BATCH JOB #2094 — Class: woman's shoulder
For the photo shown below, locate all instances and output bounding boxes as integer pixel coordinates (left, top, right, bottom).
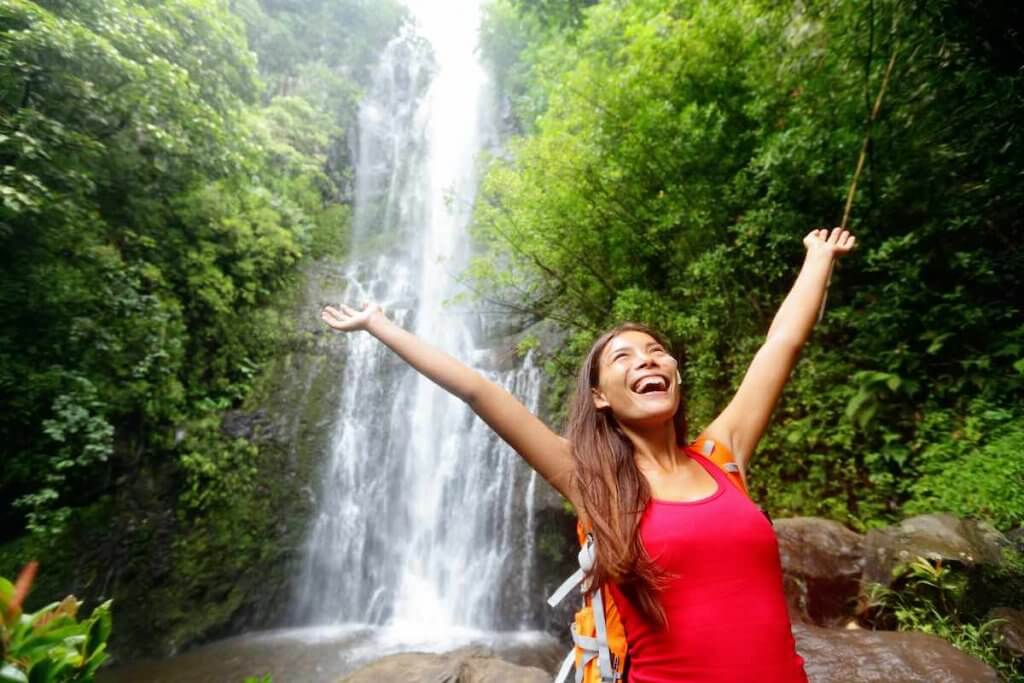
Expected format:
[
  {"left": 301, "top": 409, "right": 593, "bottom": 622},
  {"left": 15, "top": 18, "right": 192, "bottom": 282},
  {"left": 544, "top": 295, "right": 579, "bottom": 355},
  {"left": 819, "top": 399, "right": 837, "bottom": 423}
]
[{"left": 686, "top": 433, "right": 748, "bottom": 494}]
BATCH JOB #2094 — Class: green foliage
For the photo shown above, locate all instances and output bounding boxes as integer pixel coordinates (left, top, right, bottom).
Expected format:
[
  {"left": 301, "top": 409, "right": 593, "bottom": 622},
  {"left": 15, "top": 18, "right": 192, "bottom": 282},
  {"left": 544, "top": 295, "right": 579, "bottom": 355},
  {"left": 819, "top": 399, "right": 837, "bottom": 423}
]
[
  {"left": 904, "top": 413, "right": 1024, "bottom": 531},
  {"left": 0, "top": 0, "right": 371, "bottom": 536},
  {"left": 865, "top": 556, "right": 1023, "bottom": 682},
  {"left": 237, "top": 0, "right": 405, "bottom": 95},
  {"left": 479, "top": 0, "right": 578, "bottom": 130},
  {"left": 15, "top": 377, "right": 113, "bottom": 538},
  {"left": 0, "top": 0, "right": 266, "bottom": 532},
  {"left": 510, "top": 0, "right": 598, "bottom": 30},
  {"left": 473, "top": 0, "right": 1024, "bottom": 532},
  {"left": 0, "top": 0, "right": 400, "bottom": 656},
  {"left": 177, "top": 416, "right": 259, "bottom": 513},
  {"left": 1, "top": 568, "right": 112, "bottom": 683}
]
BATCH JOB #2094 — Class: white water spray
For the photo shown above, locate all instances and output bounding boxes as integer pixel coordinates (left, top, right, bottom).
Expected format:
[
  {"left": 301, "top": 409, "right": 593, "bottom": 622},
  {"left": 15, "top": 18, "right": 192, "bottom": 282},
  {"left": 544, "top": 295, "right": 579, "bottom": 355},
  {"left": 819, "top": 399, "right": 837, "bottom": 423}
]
[{"left": 293, "top": 0, "right": 543, "bottom": 633}]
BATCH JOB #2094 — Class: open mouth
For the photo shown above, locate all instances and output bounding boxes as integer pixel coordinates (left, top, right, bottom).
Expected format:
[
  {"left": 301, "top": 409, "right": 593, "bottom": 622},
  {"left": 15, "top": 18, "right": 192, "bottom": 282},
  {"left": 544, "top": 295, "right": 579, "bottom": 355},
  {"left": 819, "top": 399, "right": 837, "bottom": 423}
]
[{"left": 631, "top": 374, "right": 670, "bottom": 395}]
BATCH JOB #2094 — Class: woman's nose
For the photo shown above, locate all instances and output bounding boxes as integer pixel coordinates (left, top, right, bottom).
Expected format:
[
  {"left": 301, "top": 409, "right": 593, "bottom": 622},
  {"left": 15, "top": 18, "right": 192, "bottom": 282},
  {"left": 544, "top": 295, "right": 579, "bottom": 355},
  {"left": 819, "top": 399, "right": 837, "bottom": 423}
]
[{"left": 634, "top": 352, "right": 658, "bottom": 368}]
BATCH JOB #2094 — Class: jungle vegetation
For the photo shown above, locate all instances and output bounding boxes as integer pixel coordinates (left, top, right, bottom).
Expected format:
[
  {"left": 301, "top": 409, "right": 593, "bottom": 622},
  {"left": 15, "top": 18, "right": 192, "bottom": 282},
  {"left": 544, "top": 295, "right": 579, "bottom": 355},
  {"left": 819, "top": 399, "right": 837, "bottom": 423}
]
[{"left": 0, "top": 0, "right": 404, "bottom": 657}]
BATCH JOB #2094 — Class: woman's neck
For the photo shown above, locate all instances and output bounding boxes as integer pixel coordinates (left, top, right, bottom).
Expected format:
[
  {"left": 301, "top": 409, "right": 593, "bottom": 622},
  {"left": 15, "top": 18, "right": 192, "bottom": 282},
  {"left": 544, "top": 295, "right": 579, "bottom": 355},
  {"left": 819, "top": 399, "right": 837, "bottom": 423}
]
[{"left": 620, "top": 420, "right": 686, "bottom": 473}]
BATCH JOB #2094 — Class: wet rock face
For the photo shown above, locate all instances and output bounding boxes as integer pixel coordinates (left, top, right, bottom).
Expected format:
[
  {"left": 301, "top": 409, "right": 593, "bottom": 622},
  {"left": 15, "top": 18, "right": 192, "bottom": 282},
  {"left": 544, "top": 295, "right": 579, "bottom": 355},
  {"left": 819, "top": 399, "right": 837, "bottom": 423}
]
[
  {"left": 337, "top": 647, "right": 549, "bottom": 683},
  {"left": 793, "top": 622, "right": 1002, "bottom": 683},
  {"left": 1007, "top": 527, "right": 1024, "bottom": 553},
  {"left": 532, "top": 481, "right": 580, "bottom": 633},
  {"left": 774, "top": 517, "right": 865, "bottom": 626},
  {"left": 861, "top": 513, "right": 1008, "bottom": 589}
]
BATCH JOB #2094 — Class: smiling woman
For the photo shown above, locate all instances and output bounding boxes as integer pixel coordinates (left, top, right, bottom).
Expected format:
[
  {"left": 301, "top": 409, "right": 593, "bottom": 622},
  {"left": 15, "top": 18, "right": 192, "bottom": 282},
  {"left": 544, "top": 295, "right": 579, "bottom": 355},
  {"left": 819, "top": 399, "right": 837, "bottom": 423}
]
[{"left": 320, "top": 227, "right": 856, "bottom": 682}]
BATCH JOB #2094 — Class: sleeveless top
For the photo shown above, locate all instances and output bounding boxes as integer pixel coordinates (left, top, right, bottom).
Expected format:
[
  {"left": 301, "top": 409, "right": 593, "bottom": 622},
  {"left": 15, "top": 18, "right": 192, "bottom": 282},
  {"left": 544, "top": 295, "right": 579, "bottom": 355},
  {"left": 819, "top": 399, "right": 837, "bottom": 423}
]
[{"left": 606, "top": 447, "right": 808, "bottom": 683}]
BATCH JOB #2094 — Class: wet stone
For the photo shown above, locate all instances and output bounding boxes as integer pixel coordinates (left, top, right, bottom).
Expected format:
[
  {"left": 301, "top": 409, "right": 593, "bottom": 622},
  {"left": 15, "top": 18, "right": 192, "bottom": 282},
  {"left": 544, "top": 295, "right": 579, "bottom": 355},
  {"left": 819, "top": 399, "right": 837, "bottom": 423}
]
[
  {"left": 337, "top": 646, "right": 549, "bottom": 683},
  {"left": 774, "top": 517, "right": 865, "bottom": 626},
  {"left": 861, "top": 513, "right": 1008, "bottom": 589},
  {"left": 987, "top": 606, "right": 1024, "bottom": 658},
  {"left": 794, "top": 622, "right": 1002, "bottom": 683}
]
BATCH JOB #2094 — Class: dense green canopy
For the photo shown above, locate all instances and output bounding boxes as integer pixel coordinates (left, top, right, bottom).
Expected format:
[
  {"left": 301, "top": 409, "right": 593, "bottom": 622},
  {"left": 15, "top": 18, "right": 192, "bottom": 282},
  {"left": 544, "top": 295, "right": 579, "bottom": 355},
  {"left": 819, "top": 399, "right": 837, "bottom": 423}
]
[
  {"left": 0, "top": 0, "right": 402, "bottom": 655},
  {"left": 0, "top": 0, "right": 402, "bottom": 533}
]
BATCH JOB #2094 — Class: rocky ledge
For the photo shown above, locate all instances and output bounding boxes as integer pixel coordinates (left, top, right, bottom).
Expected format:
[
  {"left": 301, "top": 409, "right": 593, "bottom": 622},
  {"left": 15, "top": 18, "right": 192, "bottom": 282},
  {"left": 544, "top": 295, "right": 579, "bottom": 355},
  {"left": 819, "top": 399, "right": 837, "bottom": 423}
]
[
  {"left": 337, "top": 646, "right": 549, "bottom": 683},
  {"left": 795, "top": 622, "right": 1001, "bottom": 682}
]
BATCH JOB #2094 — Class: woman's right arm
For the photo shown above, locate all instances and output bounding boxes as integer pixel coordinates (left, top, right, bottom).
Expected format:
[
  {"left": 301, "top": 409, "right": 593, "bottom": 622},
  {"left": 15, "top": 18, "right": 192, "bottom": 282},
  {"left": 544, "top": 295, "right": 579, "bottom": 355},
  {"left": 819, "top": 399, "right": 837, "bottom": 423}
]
[{"left": 322, "top": 303, "right": 577, "bottom": 503}]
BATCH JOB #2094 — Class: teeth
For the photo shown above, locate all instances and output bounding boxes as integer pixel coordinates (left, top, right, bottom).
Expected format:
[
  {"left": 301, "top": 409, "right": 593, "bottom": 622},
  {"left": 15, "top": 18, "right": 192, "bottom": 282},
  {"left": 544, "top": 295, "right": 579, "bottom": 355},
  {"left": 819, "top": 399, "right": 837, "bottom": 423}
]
[{"left": 634, "top": 376, "right": 667, "bottom": 393}]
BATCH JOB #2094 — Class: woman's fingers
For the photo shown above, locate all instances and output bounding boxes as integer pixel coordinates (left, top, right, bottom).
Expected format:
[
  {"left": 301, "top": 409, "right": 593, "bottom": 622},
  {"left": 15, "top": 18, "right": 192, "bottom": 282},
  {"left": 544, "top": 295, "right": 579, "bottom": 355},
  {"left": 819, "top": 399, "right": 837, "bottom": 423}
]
[
  {"left": 321, "top": 301, "right": 384, "bottom": 332},
  {"left": 321, "top": 312, "right": 340, "bottom": 329},
  {"left": 321, "top": 304, "right": 356, "bottom": 329},
  {"left": 804, "top": 226, "right": 857, "bottom": 255}
]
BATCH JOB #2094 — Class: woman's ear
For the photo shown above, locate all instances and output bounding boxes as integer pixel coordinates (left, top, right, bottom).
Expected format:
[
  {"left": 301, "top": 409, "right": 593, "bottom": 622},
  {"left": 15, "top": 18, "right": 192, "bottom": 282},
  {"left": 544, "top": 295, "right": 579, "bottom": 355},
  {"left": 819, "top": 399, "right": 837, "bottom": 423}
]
[{"left": 592, "top": 387, "right": 610, "bottom": 410}]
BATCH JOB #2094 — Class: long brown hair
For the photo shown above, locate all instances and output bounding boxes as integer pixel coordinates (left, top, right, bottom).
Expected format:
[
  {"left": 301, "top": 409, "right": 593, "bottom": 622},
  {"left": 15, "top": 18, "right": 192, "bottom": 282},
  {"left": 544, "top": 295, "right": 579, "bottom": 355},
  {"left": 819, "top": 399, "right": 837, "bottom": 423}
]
[{"left": 565, "top": 322, "right": 687, "bottom": 627}]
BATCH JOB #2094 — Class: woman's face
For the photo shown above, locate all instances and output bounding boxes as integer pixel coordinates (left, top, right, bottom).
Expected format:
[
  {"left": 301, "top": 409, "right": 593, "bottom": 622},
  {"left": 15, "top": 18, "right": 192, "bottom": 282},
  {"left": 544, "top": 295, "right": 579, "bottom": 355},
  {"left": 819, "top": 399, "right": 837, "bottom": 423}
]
[{"left": 592, "top": 330, "right": 681, "bottom": 428}]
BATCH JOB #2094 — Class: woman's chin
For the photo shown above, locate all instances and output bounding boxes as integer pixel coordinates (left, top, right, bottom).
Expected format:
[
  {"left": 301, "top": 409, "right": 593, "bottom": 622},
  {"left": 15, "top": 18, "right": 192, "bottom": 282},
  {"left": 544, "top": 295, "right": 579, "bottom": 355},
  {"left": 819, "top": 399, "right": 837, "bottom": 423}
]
[{"left": 616, "top": 399, "right": 678, "bottom": 428}]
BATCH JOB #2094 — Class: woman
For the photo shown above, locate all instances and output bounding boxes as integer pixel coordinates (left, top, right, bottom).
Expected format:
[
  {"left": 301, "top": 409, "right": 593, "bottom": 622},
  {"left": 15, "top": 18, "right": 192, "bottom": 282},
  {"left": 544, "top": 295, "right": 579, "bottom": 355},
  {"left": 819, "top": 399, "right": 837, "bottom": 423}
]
[{"left": 321, "top": 226, "right": 856, "bottom": 682}]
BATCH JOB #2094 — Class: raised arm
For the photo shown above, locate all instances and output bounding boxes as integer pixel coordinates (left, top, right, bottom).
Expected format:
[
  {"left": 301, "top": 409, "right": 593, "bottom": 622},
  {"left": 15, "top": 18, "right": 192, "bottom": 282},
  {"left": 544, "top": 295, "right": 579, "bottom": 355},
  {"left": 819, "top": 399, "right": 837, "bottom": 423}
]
[
  {"left": 700, "top": 227, "right": 856, "bottom": 475},
  {"left": 321, "top": 303, "right": 577, "bottom": 502}
]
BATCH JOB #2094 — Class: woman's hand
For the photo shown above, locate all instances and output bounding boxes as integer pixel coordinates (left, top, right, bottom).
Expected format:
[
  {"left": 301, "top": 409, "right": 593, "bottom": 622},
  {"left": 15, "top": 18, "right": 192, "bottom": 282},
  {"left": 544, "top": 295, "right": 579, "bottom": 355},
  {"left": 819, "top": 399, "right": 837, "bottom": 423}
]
[
  {"left": 320, "top": 302, "right": 383, "bottom": 332},
  {"left": 803, "top": 226, "right": 856, "bottom": 259}
]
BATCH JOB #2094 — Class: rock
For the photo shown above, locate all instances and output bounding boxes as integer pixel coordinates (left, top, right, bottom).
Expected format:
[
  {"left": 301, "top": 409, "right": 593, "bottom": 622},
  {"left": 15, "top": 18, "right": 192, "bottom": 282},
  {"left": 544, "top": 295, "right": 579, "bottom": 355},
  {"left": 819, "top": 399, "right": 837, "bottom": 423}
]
[
  {"left": 338, "top": 646, "right": 549, "bottom": 683},
  {"left": 221, "top": 408, "right": 269, "bottom": 440},
  {"left": 987, "top": 606, "right": 1024, "bottom": 658},
  {"left": 793, "top": 622, "right": 1002, "bottom": 683},
  {"left": 861, "top": 513, "right": 1007, "bottom": 589},
  {"left": 774, "top": 517, "right": 865, "bottom": 626},
  {"left": 1007, "top": 526, "right": 1024, "bottom": 553}
]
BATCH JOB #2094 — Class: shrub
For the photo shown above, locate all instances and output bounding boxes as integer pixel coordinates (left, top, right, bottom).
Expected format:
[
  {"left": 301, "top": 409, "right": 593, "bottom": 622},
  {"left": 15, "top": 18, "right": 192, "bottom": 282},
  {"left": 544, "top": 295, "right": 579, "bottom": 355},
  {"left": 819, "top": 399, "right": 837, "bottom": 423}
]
[{"left": 0, "top": 562, "right": 112, "bottom": 683}]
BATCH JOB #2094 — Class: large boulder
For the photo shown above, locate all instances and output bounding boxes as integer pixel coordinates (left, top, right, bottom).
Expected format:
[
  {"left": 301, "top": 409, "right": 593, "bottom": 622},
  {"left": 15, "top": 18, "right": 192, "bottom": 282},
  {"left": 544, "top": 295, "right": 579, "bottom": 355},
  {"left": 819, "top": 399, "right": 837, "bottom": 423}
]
[
  {"left": 337, "top": 646, "right": 550, "bottom": 683},
  {"left": 774, "top": 517, "right": 865, "bottom": 626},
  {"left": 793, "top": 622, "right": 1001, "bottom": 683},
  {"left": 861, "top": 514, "right": 1007, "bottom": 589}
]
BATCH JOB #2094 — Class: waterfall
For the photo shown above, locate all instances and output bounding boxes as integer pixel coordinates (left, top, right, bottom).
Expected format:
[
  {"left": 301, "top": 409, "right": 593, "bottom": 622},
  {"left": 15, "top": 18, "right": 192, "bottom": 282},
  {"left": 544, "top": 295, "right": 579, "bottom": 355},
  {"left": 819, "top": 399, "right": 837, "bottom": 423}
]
[{"left": 292, "top": 0, "right": 543, "bottom": 633}]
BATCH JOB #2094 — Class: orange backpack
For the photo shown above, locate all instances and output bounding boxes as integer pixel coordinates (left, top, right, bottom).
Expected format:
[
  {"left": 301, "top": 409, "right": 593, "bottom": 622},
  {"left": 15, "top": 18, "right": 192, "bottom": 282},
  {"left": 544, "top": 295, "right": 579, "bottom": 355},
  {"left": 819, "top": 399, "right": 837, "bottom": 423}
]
[{"left": 547, "top": 438, "right": 768, "bottom": 683}]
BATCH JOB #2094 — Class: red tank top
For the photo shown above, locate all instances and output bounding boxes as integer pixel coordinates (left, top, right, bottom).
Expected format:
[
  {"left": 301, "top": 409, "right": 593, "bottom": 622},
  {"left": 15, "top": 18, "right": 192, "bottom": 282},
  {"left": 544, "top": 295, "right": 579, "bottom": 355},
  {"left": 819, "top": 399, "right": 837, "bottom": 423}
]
[{"left": 607, "top": 447, "right": 808, "bottom": 683}]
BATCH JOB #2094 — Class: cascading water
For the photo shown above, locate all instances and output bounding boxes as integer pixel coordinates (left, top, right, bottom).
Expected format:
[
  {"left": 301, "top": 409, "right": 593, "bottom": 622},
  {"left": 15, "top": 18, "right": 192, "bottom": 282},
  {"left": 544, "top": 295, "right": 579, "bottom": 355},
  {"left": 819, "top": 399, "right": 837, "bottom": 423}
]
[{"left": 292, "top": 0, "right": 544, "bottom": 634}]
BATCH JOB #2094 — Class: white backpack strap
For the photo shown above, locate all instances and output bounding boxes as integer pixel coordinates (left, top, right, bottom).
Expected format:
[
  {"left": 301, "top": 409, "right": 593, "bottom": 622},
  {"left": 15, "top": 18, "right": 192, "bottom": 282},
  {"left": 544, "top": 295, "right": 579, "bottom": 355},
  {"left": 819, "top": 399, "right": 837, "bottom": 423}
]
[
  {"left": 547, "top": 568, "right": 585, "bottom": 607},
  {"left": 550, "top": 533, "right": 621, "bottom": 683},
  {"left": 591, "top": 585, "right": 616, "bottom": 681},
  {"left": 566, "top": 624, "right": 602, "bottom": 683},
  {"left": 554, "top": 647, "right": 576, "bottom": 683},
  {"left": 548, "top": 534, "right": 597, "bottom": 607}
]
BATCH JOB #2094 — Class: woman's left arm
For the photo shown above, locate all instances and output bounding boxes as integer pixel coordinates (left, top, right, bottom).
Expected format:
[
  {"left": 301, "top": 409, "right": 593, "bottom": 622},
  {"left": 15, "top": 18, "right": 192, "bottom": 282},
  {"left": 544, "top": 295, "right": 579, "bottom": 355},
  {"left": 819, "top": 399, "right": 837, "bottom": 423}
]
[{"left": 700, "top": 227, "right": 856, "bottom": 474}]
